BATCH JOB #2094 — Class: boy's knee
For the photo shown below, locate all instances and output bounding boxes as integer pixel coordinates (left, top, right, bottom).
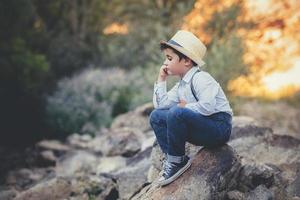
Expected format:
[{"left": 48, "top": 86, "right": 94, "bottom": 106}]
[
  {"left": 168, "top": 106, "right": 184, "bottom": 118},
  {"left": 149, "top": 109, "right": 161, "bottom": 124}
]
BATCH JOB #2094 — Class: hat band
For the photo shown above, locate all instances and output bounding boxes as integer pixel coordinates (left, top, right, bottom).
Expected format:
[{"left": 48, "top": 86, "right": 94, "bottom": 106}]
[{"left": 168, "top": 39, "right": 183, "bottom": 47}]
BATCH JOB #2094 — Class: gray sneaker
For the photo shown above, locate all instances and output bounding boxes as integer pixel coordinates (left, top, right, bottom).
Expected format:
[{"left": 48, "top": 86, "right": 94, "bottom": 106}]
[
  {"left": 157, "top": 155, "right": 191, "bottom": 186},
  {"left": 159, "top": 157, "right": 167, "bottom": 176}
]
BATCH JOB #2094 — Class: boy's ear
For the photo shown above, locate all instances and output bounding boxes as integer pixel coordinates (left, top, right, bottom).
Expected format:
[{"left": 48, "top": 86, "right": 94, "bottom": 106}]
[{"left": 184, "top": 57, "right": 193, "bottom": 66}]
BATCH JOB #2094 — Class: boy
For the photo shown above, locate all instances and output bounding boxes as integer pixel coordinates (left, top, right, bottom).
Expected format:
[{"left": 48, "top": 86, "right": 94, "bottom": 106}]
[{"left": 149, "top": 30, "right": 233, "bottom": 186}]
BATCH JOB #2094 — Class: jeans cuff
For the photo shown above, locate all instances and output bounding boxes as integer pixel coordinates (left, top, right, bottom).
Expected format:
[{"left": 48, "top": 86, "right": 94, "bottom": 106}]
[{"left": 167, "top": 154, "right": 185, "bottom": 163}]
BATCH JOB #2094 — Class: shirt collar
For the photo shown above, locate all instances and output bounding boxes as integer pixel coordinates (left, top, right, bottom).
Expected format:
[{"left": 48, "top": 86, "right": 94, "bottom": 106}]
[{"left": 181, "top": 66, "right": 199, "bottom": 83}]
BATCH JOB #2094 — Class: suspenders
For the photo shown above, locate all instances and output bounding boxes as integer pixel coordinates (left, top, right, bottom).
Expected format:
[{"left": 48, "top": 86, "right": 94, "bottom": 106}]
[{"left": 190, "top": 69, "right": 201, "bottom": 101}]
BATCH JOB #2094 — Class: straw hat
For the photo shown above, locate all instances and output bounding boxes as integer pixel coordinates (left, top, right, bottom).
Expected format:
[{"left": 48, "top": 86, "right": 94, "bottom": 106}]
[{"left": 160, "top": 30, "right": 207, "bottom": 66}]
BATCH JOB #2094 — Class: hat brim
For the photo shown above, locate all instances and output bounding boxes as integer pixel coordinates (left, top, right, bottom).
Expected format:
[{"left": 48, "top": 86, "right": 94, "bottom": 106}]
[{"left": 159, "top": 40, "right": 205, "bottom": 66}]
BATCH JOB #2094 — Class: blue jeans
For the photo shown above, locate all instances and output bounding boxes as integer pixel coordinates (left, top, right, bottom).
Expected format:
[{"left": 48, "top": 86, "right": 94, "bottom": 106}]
[{"left": 149, "top": 105, "right": 232, "bottom": 157}]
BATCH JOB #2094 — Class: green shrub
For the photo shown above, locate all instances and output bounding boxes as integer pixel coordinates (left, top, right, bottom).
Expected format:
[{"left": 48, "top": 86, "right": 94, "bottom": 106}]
[
  {"left": 46, "top": 67, "right": 134, "bottom": 135},
  {"left": 45, "top": 64, "right": 180, "bottom": 136}
]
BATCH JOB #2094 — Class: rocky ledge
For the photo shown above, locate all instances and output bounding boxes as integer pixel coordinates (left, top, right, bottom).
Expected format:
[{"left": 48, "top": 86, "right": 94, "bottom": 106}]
[
  {"left": 0, "top": 103, "right": 299, "bottom": 200},
  {"left": 132, "top": 144, "right": 242, "bottom": 200}
]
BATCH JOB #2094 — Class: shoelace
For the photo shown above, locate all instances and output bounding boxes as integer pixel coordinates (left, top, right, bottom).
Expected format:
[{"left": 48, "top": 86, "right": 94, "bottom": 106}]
[{"left": 163, "top": 161, "right": 176, "bottom": 176}]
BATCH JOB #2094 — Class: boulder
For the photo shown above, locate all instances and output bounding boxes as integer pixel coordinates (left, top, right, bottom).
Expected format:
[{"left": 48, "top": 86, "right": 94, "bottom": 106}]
[
  {"left": 5, "top": 167, "right": 55, "bottom": 191},
  {"left": 111, "top": 102, "right": 153, "bottom": 134},
  {"left": 0, "top": 188, "right": 17, "bottom": 200},
  {"left": 56, "top": 150, "right": 99, "bottom": 177},
  {"left": 88, "top": 127, "right": 143, "bottom": 157},
  {"left": 131, "top": 145, "right": 242, "bottom": 200},
  {"left": 226, "top": 190, "right": 246, "bottom": 200},
  {"left": 67, "top": 127, "right": 144, "bottom": 157},
  {"left": 4, "top": 103, "right": 299, "bottom": 200},
  {"left": 287, "top": 173, "right": 300, "bottom": 198},
  {"left": 236, "top": 163, "right": 288, "bottom": 199},
  {"left": 36, "top": 140, "right": 70, "bottom": 155},
  {"left": 230, "top": 116, "right": 271, "bottom": 140},
  {"left": 140, "top": 134, "right": 156, "bottom": 151},
  {"left": 229, "top": 116, "right": 299, "bottom": 198},
  {"left": 236, "top": 100, "right": 300, "bottom": 140},
  {"left": 229, "top": 116, "right": 300, "bottom": 183},
  {"left": 245, "top": 184, "right": 274, "bottom": 200},
  {"left": 237, "top": 164, "right": 281, "bottom": 190},
  {"left": 102, "top": 146, "right": 153, "bottom": 200},
  {"left": 96, "top": 156, "right": 127, "bottom": 174},
  {"left": 39, "top": 150, "right": 56, "bottom": 164},
  {"left": 14, "top": 175, "right": 118, "bottom": 200},
  {"left": 68, "top": 174, "right": 119, "bottom": 200},
  {"left": 14, "top": 177, "right": 73, "bottom": 200},
  {"left": 67, "top": 133, "right": 94, "bottom": 149}
]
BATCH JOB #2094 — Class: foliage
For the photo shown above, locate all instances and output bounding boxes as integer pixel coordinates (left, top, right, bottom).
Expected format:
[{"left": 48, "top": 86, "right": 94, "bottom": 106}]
[
  {"left": 99, "top": 0, "right": 195, "bottom": 69},
  {"left": 0, "top": 0, "right": 256, "bottom": 143},
  {"left": 203, "top": 1, "right": 248, "bottom": 91},
  {"left": 204, "top": 35, "right": 248, "bottom": 91},
  {"left": 46, "top": 68, "right": 133, "bottom": 135}
]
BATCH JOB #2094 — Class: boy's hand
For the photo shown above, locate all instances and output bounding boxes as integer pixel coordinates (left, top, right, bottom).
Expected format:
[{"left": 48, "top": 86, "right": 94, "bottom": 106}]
[
  {"left": 157, "top": 64, "right": 170, "bottom": 82},
  {"left": 177, "top": 99, "right": 187, "bottom": 107}
]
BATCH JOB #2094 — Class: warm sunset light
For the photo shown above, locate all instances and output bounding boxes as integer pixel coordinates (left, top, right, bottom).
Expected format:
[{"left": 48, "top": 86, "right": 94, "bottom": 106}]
[
  {"left": 2, "top": 2, "right": 300, "bottom": 199},
  {"left": 103, "top": 22, "right": 128, "bottom": 35},
  {"left": 182, "top": 0, "right": 300, "bottom": 99},
  {"left": 262, "top": 58, "right": 300, "bottom": 91}
]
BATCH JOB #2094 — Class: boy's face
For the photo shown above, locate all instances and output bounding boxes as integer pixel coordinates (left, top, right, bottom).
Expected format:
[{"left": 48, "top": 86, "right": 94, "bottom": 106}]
[{"left": 162, "top": 48, "right": 191, "bottom": 76}]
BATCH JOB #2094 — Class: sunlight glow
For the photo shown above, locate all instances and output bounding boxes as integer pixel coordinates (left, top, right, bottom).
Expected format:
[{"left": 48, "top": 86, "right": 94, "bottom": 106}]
[
  {"left": 183, "top": 0, "right": 300, "bottom": 99},
  {"left": 103, "top": 23, "right": 128, "bottom": 35},
  {"left": 262, "top": 58, "right": 300, "bottom": 92}
]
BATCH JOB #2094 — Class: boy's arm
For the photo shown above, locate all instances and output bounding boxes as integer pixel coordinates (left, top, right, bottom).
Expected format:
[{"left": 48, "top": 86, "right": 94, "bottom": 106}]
[
  {"left": 153, "top": 80, "right": 179, "bottom": 109},
  {"left": 185, "top": 74, "right": 219, "bottom": 115}
]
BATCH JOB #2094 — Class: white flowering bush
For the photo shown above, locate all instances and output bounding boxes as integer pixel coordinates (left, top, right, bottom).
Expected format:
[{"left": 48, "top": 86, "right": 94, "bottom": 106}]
[
  {"left": 46, "top": 67, "right": 129, "bottom": 135},
  {"left": 45, "top": 65, "right": 177, "bottom": 135}
]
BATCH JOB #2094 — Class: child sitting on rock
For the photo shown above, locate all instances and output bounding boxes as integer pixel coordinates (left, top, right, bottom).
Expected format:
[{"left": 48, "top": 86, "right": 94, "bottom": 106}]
[{"left": 149, "top": 30, "right": 233, "bottom": 186}]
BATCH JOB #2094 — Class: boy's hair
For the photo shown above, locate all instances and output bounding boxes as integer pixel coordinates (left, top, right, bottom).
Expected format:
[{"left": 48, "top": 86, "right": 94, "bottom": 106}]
[{"left": 160, "top": 43, "right": 197, "bottom": 66}]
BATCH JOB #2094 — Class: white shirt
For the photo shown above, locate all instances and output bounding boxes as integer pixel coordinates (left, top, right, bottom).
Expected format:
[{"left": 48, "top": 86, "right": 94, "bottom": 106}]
[{"left": 153, "top": 66, "right": 233, "bottom": 116}]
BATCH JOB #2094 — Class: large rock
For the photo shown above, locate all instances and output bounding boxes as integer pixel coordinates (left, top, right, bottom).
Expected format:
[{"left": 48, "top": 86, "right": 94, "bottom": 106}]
[
  {"left": 0, "top": 189, "right": 17, "bottom": 200},
  {"left": 14, "top": 177, "right": 73, "bottom": 200},
  {"left": 111, "top": 102, "right": 153, "bottom": 134},
  {"left": 56, "top": 150, "right": 99, "bottom": 177},
  {"left": 14, "top": 175, "right": 118, "bottom": 200},
  {"left": 230, "top": 116, "right": 271, "bottom": 140},
  {"left": 236, "top": 100, "right": 300, "bottom": 140},
  {"left": 245, "top": 184, "right": 274, "bottom": 200},
  {"left": 287, "top": 173, "right": 300, "bottom": 198},
  {"left": 69, "top": 174, "right": 119, "bottom": 200},
  {"left": 89, "top": 127, "right": 143, "bottom": 157},
  {"left": 237, "top": 163, "right": 289, "bottom": 199},
  {"left": 96, "top": 156, "right": 127, "bottom": 174},
  {"left": 5, "top": 167, "right": 55, "bottom": 191},
  {"left": 36, "top": 140, "right": 70, "bottom": 155},
  {"left": 102, "top": 146, "right": 153, "bottom": 200},
  {"left": 226, "top": 185, "right": 276, "bottom": 200},
  {"left": 132, "top": 115, "right": 293, "bottom": 200},
  {"left": 67, "top": 127, "right": 144, "bottom": 157},
  {"left": 131, "top": 145, "right": 242, "bottom": 200},
  {"left": 66, "top": 133, "right": 94, "bottom": 149},
  {"left": 229, "top": 116, "right": 300, "bottom": 184},
  {"left": 229, "top": 116, "right": 300, "bottom": 198}
]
